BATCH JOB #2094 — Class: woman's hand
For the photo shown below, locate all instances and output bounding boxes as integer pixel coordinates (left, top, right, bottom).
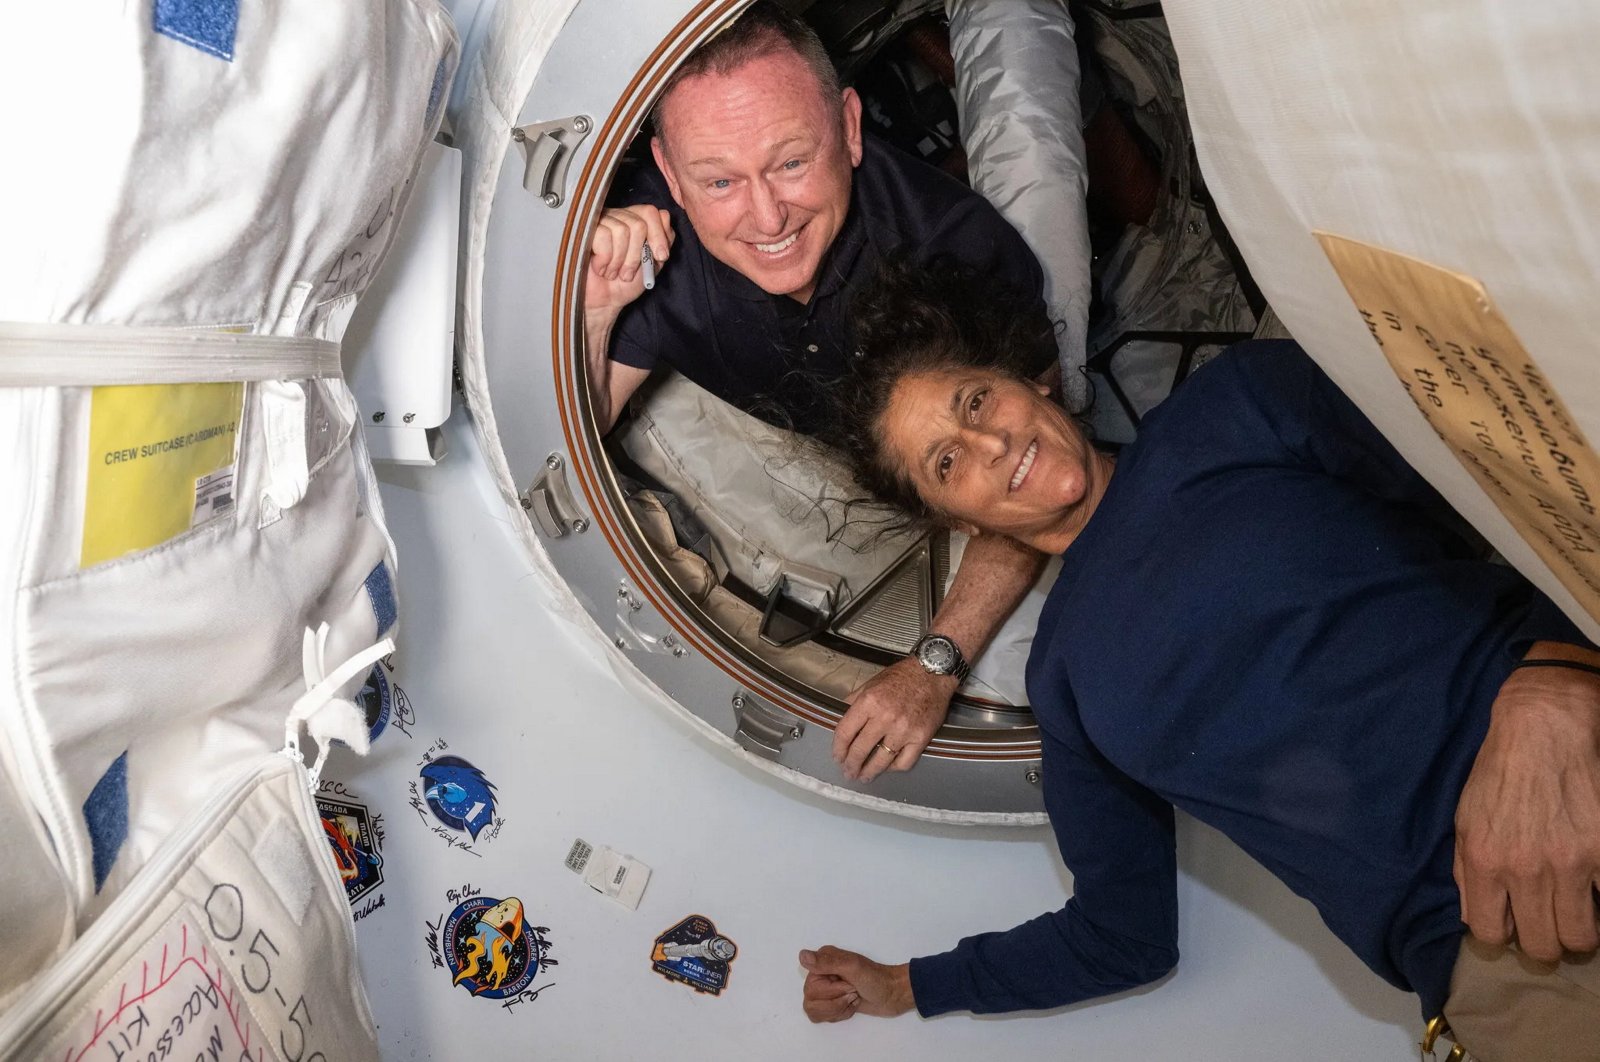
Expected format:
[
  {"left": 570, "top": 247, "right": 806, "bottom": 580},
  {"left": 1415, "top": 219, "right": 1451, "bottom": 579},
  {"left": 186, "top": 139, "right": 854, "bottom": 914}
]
[
  {"left": 1454, "top": 645, "right": 1600, "bottom": 962},
  {"left": 799, "top": 947, "right": 916, "bottom": 1022},
  {"left": 585, "top": 206, "right": 674, "bottom": 318}
]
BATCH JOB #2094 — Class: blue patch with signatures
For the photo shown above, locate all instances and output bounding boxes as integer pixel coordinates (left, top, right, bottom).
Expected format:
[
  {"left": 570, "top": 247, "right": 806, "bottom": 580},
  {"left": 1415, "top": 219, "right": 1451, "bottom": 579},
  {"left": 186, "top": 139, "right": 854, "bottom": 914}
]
[
  {"left": 365, "top": 561, "right": 397, "bottom": 637},
  {"left": 83, "top": 751, "right": 130, "bottom": 892},
  {"left": 153, "top": 0, "right": 238, "bottom": 61},
  {"left": 420, "top": 756, "right": 497, "bottom": 841}
]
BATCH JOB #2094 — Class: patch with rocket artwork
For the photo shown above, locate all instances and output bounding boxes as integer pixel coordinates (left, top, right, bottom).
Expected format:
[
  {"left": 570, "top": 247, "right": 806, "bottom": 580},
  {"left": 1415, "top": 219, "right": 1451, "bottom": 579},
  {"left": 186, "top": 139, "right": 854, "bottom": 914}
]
[
  {"left": 651, "top": 914, "right": 738, "bottom": 996},
  {"left": 317, "top": 793, "right": 384, "bottom": 907},
  {"left": 425, "top": 887, "right": 556, "bottom": 1009}
]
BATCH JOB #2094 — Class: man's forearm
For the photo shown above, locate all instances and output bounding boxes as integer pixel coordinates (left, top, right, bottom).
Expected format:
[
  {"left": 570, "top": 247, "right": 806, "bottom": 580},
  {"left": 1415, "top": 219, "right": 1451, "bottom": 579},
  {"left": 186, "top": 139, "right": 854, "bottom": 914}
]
[
  {"left": 932, "top": 533, "right": 1047, "bottom": 661},
  {"left": 583, "top": 308, "right": 619, "bottom": 431}
]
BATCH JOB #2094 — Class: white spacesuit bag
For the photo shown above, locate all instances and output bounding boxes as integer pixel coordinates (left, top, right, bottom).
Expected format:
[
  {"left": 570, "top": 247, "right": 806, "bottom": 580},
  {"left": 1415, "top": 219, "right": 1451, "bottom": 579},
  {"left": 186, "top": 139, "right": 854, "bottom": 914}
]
[
  {"left": 1161, "top": 0, "right": 1600, "bottom": 642},
  {"left": 0, "top": 754, "right": 380, "bottom": 1062},
  {"left": 0, "top": 0, "right": 457, "bottom": 1004}
]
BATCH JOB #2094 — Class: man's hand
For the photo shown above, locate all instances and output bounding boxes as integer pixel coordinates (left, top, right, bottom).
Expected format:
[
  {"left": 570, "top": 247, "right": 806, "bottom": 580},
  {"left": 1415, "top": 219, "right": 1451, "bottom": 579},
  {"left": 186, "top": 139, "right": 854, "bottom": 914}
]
[
  {"left": 1454, "top": 646, "right": 1600, "bottom": 962},
  {"left": 583, "top": 206, "right": 674, "bottom": 430},
  {"left": 585, "top": 206, "right": 674, "bottom": 317},
  {"left": 799, "top": 947, "right": 915, "bottom": 1023},
  {"left": 834, "top": 658, "right": 956, "bottom": 782}
]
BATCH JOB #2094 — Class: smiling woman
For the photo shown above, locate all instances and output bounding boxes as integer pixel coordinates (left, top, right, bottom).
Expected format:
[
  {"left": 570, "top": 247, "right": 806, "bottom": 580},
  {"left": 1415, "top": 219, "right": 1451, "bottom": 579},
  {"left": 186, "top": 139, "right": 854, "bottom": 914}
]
[
  {"left": 802, "top": 275, "right": 1600, "bottom": 1054},
  {"left": 879, "top": 369, "right": 1110, "bottom": 550},
  {"left": 817, "top": 256, "right": 1107, "bottom": 549}
]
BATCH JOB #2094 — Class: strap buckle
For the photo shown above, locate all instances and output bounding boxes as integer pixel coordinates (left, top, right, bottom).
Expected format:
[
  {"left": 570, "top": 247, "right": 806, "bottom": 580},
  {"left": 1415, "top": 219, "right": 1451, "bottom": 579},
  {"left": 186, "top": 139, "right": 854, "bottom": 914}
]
[{"left": 1420, "top": 1016, "right": 1468, "bottom": 1061}]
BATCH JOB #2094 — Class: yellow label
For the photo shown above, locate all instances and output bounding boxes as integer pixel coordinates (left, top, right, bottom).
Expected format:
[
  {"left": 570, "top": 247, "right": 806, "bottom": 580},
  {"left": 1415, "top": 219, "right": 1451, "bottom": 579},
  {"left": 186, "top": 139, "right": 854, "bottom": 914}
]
[
  {"left": 1316, "top": 232, "right": 1600, "bottom": 623},
  {"left": 81, "top": 382, "right": 244, "bottom": 568}
]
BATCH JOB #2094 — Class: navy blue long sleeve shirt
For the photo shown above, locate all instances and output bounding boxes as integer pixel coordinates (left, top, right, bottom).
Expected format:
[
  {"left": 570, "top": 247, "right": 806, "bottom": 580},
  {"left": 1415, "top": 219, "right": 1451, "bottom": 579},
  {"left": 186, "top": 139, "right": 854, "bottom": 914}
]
[{"left": 909, "top": 341, "right": 1590, "bottom": 1020}]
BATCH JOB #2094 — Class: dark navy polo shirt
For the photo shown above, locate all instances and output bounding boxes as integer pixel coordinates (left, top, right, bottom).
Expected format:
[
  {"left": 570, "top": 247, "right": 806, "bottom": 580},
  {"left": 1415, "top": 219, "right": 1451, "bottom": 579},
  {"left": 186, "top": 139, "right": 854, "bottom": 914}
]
[{"left": 607, "top": 135, "right": 1054, "bottom": 436}]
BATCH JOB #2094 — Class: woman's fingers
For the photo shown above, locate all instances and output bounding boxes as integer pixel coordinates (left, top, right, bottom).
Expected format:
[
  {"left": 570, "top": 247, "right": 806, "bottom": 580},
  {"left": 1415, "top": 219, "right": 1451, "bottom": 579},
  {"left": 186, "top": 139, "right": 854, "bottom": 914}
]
[
  {"left": 1552, "top": 876, "right": 1600, "bottom": 956},
  {"left": 802, "top": 972, "right": 861, "bottom": 1023}
]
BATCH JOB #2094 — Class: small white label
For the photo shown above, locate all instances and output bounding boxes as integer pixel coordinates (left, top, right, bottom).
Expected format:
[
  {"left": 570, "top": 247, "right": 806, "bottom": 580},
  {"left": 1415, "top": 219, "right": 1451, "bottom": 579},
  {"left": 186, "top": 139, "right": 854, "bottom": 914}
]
[
  {"left": 582, "top": 847, "right": 651, "bottom": 911},
  {"left": 191, "top": 466, "right": 236, "bottom": 527}
]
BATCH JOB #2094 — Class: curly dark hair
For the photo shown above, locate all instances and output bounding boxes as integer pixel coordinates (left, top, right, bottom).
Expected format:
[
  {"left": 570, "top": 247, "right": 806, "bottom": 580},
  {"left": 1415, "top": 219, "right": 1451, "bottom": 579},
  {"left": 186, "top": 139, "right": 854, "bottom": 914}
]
[{"left": 815, "top": 254, "right": 1055, "bottom": 530}]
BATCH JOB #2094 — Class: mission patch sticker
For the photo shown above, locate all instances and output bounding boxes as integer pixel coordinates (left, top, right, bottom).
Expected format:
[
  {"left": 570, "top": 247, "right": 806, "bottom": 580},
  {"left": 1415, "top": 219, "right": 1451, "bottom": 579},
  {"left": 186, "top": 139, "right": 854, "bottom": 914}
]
[
  {"left": 316, "top": 790, "right": 384, "bottom": 911},
  {"left": 425, "top": 886, "right": 556, "bottom": 1010},
  {"left": 651, "top": 914, "right": 738, "bottom": 996}
]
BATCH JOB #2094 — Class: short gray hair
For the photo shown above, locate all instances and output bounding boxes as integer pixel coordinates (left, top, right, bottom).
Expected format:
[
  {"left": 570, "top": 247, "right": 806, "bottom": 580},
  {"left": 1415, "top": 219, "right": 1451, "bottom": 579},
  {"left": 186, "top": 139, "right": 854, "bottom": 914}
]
[{"left": 652, "top": 2, "right": 843, "bottom": 149}]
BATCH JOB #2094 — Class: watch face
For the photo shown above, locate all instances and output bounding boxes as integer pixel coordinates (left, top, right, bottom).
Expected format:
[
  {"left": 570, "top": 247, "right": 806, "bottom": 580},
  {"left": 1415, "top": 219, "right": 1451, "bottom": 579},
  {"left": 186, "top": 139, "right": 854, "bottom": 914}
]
[{"left": 919, "top": 637, "right": 957, "bottom": 672}]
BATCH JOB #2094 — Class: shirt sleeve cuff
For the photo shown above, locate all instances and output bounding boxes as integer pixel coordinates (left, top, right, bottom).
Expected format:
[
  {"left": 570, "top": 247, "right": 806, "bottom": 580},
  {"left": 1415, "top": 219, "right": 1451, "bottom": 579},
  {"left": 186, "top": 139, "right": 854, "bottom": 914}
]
[
  {"left": 1508, "top": 590, "right": 1595, "bottom": 658},
  {"left": 907, "top": 951, "right": 971, "bottom": 1018},
  {"left": 609, "top": 332, "right": 658, "bottom": 371}
]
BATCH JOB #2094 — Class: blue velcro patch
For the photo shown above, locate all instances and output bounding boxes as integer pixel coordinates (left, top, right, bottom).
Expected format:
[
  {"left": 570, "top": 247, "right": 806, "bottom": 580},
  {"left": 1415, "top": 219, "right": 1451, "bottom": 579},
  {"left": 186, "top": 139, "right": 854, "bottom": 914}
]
[
  {"left": 365, "top": 561, "right": 398, "bottom": 637},
  {"left": 426, "top": 58, "right": 449, "bottom": 124},
  {"left": 153, "top": 0, "right": 238, "bottom": 62},
  {"left": 84, "top": 752, "right": 130, "bottom": 893}
]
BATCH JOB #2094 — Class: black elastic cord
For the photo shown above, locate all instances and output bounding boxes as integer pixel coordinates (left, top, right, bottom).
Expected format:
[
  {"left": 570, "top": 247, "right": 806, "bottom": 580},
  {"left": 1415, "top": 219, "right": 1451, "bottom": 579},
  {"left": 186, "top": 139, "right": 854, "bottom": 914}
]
[{"left": 1513, "top": 658, "right": 1600, "bottom": 678}]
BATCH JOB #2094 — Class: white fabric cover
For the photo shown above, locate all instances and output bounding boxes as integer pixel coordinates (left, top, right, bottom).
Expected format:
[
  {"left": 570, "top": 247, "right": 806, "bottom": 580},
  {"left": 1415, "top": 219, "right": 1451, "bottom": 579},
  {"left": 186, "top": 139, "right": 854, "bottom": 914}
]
[
  {"left": 947, "top": 534, "right": 1062, "bottom": 705},
  {"left": 946, "top": 0, "right": 1093, "bottom": 411},
  {"left": 0, "top": 0, "right": 457, "bottom": 1003},
  {"left": 0, "top": 754, "right": 379, "bottom": 1062},
  {"left": 1161, "top": 0, "right": 1600, "bottom": 642},
  {"left": 617, "top": 372, "right": 925, "bottom": 599}
]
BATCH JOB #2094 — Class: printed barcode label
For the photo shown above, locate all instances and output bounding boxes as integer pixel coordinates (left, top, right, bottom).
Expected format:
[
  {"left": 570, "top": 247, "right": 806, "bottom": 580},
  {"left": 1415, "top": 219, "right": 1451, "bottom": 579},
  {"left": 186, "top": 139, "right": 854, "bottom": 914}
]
[
  {"left": 192, "top": 466, "right": 237, "bottom": 527},
  {"left": 564, "top": 838, "right": 593, "bottom": 874}
]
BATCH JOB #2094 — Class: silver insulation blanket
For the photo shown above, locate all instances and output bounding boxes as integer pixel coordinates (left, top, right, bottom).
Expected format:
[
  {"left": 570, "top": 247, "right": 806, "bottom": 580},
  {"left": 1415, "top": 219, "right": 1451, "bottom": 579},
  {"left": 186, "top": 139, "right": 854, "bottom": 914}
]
[{"left": 946, "top": 0, "right": 1093, "bottom": 411}]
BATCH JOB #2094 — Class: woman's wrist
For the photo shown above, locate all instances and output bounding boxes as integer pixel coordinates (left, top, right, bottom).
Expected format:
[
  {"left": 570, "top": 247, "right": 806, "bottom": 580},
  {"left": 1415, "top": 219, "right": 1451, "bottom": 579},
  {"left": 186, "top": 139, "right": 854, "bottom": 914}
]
[
  {"left": 889, "top": 962, "right": 917, "bottom": 1016},
  {"left": 1500, "top": 641, "right": 1600, "bottom": 735},
  {"left": 1516, "top": 640, "right": 1600, "bottom": 676}
]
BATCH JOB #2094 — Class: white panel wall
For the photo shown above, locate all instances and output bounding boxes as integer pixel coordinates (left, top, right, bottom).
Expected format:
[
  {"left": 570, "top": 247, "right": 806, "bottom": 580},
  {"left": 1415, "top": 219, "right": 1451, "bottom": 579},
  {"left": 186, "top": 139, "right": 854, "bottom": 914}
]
[{"left": 332, "top": 414, "right": 1423, "bottom": 1059}]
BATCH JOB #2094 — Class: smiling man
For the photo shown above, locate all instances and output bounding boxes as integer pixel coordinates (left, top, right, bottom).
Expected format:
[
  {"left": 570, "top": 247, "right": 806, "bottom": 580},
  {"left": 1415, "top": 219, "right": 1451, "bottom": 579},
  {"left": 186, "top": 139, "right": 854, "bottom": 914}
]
[{"left": 582, "top": 2, "right": 1060, "bottom": 780}]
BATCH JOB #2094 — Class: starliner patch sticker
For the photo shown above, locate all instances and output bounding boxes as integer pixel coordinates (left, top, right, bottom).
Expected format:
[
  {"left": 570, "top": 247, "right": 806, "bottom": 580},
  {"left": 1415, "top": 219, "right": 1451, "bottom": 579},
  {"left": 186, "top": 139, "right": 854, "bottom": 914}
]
[
  {"left": 425, "top": 885, "right": 556, "bottom": 1010},
  {"left": 652, "top": 915, "right": 738, "bottom": 996}
]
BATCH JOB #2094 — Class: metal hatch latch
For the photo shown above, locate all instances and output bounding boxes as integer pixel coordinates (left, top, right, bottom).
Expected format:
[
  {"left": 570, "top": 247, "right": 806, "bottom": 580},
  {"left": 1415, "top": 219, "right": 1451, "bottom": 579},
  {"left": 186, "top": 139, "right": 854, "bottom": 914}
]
[
  {"left": 730, "top": 690, "right": 805, "bottom": 761},
  {"left": 758, "top": 564, "right": 842, "bottom": 648},
  {"left": 521, "top": 452, "right": 589, "bottom": 538},
  {"left": 511, "top": 114, "right": 593, "bottom": 208}
]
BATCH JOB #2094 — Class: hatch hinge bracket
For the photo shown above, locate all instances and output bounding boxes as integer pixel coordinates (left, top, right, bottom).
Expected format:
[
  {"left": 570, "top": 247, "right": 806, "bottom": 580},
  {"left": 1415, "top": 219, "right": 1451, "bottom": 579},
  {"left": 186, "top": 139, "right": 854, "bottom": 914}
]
[
  {"left": 730, "top": 690, "right": 805, "bottom": 761},
  {"left": 521, "top": 452, "right": 589, "bottom": 538},
  {"left": 511, "top": 114, "right": 593, "bottom": 208},
  {"left": 613, "top": 581, "right": 688, "bottom": 658}
]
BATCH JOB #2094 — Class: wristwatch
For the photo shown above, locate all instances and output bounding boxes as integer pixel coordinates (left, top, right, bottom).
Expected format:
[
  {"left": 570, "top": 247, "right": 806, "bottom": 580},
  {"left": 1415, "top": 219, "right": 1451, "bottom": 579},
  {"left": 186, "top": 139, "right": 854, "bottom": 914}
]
[{"left": 911, "top": 633, "right": 971, "bottom": 682}]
